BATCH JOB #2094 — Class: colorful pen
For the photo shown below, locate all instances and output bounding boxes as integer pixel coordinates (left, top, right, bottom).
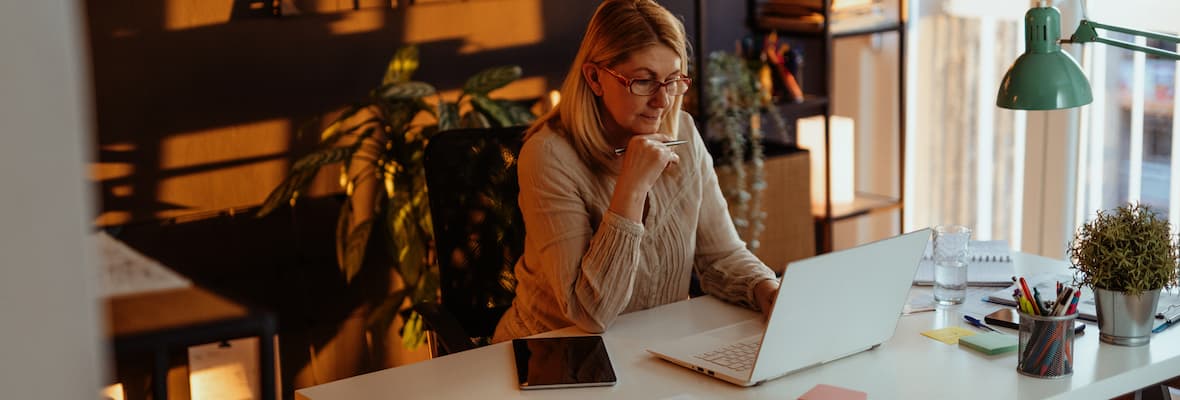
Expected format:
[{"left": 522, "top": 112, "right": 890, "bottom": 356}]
[{"left": 1018, "top": 277, "right": 1038, "bottom": 315}]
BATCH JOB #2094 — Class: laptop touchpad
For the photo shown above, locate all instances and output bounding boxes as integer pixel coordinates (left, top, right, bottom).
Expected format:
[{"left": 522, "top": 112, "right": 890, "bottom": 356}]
[{"left": 707, "top": 319, "right": 764, "bottom": 341}]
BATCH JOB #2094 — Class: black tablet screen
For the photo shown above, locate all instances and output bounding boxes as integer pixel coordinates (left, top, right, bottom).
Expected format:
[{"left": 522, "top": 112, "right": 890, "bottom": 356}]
[{"left": 512, "top": 335, "right": 617, "bottom": 389}]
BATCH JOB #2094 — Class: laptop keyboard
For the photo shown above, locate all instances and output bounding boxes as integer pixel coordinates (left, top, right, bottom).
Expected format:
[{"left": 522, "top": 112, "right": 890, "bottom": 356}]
[{"left": 693, "top": 340, "right": 761, "bottom": 371}]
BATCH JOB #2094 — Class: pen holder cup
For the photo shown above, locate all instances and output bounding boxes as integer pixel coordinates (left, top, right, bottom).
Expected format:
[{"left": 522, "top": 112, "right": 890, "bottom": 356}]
[{"left": 1016, "top": 311, "right": 1076, "bottom": 379}]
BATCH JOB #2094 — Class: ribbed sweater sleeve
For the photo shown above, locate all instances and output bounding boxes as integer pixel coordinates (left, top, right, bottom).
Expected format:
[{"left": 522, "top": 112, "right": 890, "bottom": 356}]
[
  {"left": 516, "top": 136, "right": 646, "bottom": 333},
  {"left": 689, "top": 127, "right": 778, "bottom": 309}
]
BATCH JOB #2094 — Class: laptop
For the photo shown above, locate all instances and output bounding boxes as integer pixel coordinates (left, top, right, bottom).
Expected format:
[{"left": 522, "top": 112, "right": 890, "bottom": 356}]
[{"left": 647, "top": 229, "right": 931, "bottom": 386}]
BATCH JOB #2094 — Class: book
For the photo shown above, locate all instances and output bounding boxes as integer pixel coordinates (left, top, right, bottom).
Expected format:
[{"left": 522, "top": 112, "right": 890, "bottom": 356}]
[
  {"left": 981, "top": 273, "right": 1180, "bottom": 322},
  {"left": 912, "top": 240, "right": 1015, "bottom": 286}
]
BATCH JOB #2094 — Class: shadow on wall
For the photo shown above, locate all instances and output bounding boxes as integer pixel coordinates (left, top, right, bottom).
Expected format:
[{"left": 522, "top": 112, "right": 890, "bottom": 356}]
[{"left": 87, "top": 0, "right": 603, "bottom": 226}]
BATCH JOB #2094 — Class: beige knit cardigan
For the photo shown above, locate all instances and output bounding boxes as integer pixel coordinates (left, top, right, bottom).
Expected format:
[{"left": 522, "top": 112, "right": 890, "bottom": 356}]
[{"left": 492, "top": 111, "right": 777, "bottom": 342}]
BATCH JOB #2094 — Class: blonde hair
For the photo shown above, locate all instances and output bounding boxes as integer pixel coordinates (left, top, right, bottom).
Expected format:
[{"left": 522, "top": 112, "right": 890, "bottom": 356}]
[{"left": 525, "top": 0, "right": 688, "bottom": 174}]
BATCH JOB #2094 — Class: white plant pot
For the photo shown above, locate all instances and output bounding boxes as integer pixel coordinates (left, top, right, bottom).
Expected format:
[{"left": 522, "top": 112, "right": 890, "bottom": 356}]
[{"left": 1093, "top": 288, "right": 1161, "bottom": 346}]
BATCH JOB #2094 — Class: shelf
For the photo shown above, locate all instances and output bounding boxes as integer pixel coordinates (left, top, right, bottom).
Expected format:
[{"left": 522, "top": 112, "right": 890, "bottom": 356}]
[
  {"left": 832, "top": 20, "right": 902, "bottom": 39},
  {"left": 811, "top": 192, "right": 901, "bottom": 222},
  {"left": 754, "top": 16, "right": 901, "bottom": 39},
  {"left": 774, "top": 95, "right": 828, "bottom": 121},
  {"left": 705, "top": 137, "right": 805, "bottom": 163}
]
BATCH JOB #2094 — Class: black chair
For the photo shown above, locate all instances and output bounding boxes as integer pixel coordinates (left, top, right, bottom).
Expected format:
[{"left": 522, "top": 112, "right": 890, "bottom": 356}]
[{"left": 419, "top": 126, "right": 527, "bottom": 356}]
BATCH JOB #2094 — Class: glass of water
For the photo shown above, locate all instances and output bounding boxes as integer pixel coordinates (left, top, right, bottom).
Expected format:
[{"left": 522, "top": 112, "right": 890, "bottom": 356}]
[{"left": 933, "top": 225, "right": 972, "bottom": 305}]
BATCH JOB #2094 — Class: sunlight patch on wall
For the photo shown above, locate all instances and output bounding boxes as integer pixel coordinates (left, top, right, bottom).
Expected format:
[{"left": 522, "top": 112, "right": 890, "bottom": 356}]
[
  {"left": 160, "top": 119, "right": 290, "bottom": 170},
  {"left": 404, "top": 0, "right": 543, "bottom": 54},
  {"left": 93, "top": 142, "right": 137, "bottom": 182},
  {"left": 327, "top": 8, "right": 387, "bottom": 34},
  {"left": 153, "top": 119, "right": 291, "bottom": 220},
  {"left": 165, "top": 0, "right": 234, "bottom": 31}
]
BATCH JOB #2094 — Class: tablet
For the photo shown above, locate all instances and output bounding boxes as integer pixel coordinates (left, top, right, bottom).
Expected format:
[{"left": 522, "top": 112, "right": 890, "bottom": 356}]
[{"left": 512, "top": 335, "right": 617, "bottom": 390}]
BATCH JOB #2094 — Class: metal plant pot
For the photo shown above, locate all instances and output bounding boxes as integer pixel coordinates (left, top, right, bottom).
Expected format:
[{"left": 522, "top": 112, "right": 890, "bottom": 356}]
[{"left": 1094, "top": 288, "right": 1161, "bottom": 346}]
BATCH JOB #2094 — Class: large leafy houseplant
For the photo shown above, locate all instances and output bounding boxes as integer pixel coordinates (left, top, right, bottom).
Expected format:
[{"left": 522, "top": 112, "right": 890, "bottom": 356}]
[{"left": 256, "top": 46, "right": 535, "bottom": 349}]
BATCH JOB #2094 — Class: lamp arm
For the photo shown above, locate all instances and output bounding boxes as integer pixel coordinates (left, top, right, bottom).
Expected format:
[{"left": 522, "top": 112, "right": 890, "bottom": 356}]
[{"left": 1067, "top": 20, "right": 1180, "bottom": 60}]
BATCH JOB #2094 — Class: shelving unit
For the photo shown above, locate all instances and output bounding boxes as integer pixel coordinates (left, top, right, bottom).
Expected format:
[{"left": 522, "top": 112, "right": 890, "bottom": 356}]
[
  {"left": 751, "top": 0, "right": 907, "bottom": 253},
  {"left": 690, "top": 0, "right": 906, "bottom": 256}
]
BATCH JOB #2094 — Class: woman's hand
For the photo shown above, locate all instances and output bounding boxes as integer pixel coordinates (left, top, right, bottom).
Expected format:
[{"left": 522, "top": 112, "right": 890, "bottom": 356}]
[
  {"left": 608, "top": 134, "right": 680, "bottom": 222},
  {"left": 753, "top": 279, "right": 780, "bottom": 321}
]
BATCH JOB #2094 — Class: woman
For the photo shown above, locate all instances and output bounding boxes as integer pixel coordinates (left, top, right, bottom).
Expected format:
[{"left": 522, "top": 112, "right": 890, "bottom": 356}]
[{"left": 492, "top": 0, "right": 780, "bottom": 342}]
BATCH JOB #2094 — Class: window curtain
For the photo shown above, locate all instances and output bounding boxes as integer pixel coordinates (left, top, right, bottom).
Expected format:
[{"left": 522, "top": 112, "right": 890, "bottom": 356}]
[{"left": 908, "top": 7, "right": 1025, "bottom": 246}]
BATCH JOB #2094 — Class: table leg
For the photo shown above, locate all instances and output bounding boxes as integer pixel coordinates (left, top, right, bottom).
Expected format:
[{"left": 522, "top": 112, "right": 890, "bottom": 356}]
[
  {"left": 152, "top": 347, "right": 169, "bottom": 400},
  {"left": 260, "top": 332, "right": 276, "bottom": 400}
]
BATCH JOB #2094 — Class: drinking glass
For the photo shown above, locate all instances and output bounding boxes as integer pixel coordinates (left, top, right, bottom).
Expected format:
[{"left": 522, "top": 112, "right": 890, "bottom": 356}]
[{"left": 933, "top": 225, "right": 971, "bottom": 305}]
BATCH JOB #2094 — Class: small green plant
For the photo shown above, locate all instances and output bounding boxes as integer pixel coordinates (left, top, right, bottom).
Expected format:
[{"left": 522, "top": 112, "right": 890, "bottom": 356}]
[{"left": 1068, "top": 203, "right": 1180, "bottom": 295}]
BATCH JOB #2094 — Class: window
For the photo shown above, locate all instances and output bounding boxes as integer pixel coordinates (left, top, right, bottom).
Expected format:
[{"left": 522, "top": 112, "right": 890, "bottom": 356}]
[{"left": 1072, "top": 0, "right": 1179, "bottom": 233}]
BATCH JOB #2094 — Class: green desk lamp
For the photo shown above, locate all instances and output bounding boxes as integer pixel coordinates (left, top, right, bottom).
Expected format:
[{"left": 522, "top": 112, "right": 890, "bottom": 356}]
[{"left": 996, "top": 3, "right": 1180, "bottom": 110}]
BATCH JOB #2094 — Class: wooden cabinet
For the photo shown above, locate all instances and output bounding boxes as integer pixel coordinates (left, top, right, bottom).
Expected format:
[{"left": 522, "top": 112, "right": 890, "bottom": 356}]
[{"left": 752, "top": 149, "right": 816, "bottom": 273}]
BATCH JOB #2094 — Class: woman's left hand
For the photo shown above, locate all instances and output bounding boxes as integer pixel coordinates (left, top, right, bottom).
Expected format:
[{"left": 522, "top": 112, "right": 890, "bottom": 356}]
[{"left": 753, "top": 279, "right": 779, "bottom": 321}]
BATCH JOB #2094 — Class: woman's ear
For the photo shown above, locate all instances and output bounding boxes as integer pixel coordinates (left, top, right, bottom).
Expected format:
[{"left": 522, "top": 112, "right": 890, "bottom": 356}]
[{"left": 582, "top": 63, "right": 603, "bottom": 96}]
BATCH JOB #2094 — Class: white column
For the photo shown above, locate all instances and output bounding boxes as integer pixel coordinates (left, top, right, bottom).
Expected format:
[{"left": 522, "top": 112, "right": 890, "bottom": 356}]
[{"left": 0, "top": 1, "right": 104, "bottom": 398}]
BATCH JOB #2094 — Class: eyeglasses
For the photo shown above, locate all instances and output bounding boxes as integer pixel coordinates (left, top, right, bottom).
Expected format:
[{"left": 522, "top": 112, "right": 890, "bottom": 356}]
[{"left": 598, "top": 65, "right": 691, "bottom": 97}]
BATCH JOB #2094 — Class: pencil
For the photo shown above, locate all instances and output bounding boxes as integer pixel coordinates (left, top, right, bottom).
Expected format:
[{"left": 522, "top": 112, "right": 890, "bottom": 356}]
[{"left": 613, "top": 140, "right": 688, "bottom": 155}]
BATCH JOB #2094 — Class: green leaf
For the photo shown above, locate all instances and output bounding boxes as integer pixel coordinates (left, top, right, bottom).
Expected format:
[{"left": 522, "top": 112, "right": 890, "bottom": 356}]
[
  {"left": 462, "top": 66, "right": 522, "bottom": 96},
  {"left": 495, "top": 99, "right": 537, "bottom": 126},
  {"left": 313, "top": 104, "right": 368, "bottom": 143},
  {"left": 438, "top": 102, "right": 460, "bottom": 132},
  {"left": 292, "top": 146, "right": 353, "bottom": 171},
  {"left": 255, "top": 168, "right": 317, "bottom": 218},
  {"left": 335, "top": 201, "right": 351, "bottom": 270},
  {"left": 459, "top": 110, "right": 491, "bottom": 129},
  {"left": 342, "top": 218, "right": 374, "bottom": 283},
  {"left": 382, "top": 46, "right": 419, "bottom": 86},
  {"left": 364, "top": 289, "right": 407, "bottom": 332},
  {"left": 469, "top": 94, "right": 512, "bottom": 127},
  {"left": 399, "top": 311, "right": 427, "bottom": 348},
  {"left": 380, "top": 81, "right": 436, "bottom": 101}
]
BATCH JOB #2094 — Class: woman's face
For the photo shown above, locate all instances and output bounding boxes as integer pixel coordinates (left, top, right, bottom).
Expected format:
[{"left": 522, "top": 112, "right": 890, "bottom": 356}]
[{"left": 585, "top": 45, "right": 685, "bottom": 142}]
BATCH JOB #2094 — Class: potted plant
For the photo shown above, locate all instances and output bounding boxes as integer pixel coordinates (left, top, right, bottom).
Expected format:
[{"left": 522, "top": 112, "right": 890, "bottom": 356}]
[
  {"left": 256, "top": 45, "right": 535, "bottom": 354},
  {"left": 1068, "top": 202, "right": 1180, "bottom": 346},
  {"left": 704, "top": 51, "right": 790, "bottom": 251}
]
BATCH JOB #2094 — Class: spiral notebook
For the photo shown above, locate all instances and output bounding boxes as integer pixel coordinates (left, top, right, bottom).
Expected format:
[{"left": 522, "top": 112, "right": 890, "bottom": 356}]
[{"left": 912, "top": 240, "right": 1015, "bottom": 286}]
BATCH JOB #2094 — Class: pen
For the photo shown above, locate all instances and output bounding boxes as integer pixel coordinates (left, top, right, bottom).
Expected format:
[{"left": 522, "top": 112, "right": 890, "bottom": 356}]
[
  {"left": 1152, "top": 320, "right": 1174, "bottom": 334},
  {"left": 964, "top": 315, "right": 1000, "bottom": 333},
  {"left": 613, "top": 140, "right": 688, "bottom": 155},
  {"left": 1153, "top": 309, "right": 1180, "bottom": 333},
  {"left": 1033, "top": 288, "right": 1046, "bottom": 315}
]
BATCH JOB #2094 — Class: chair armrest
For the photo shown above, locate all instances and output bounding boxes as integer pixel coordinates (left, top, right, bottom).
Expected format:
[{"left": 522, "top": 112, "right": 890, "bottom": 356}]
[{"left": 413, "top": 302, "right": 476, "bottom": 355}]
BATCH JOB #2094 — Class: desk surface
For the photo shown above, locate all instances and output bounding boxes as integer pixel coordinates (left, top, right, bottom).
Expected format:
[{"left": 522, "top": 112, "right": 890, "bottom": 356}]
[{"left": 296, "top": 253, "right": 1180, "bottom": 400}]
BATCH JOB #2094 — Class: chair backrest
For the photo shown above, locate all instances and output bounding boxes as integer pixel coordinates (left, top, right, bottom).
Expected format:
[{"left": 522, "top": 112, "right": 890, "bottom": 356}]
[{"left": 423, "top": 126, "right": 527, "bottom": 342}]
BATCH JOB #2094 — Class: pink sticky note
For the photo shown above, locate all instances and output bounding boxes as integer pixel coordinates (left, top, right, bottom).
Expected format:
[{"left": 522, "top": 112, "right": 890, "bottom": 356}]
[{"left": 798, "top": 384, "right": 868, "bottom": 400}]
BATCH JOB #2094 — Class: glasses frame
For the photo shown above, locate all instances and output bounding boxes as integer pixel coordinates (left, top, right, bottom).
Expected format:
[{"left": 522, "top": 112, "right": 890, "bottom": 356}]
[{"left": 597, "top": 65, "right": 692, "bottom": 97}]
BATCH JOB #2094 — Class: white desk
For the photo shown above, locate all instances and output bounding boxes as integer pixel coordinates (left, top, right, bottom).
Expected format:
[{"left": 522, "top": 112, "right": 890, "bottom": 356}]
[{"left": 296, "top": 253, "right": 1180, "bottom": 400}]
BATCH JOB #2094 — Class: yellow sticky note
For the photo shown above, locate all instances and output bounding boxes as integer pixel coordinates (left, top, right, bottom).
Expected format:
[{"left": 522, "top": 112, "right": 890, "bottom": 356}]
[{"left": 921, "top": 327, "right": 977, "bottom": 345}]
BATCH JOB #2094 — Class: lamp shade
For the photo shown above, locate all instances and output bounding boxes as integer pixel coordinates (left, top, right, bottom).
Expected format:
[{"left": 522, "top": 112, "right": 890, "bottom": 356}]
[{"left": 996, "top": 6, "right": 1093, "bottom": 110}]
